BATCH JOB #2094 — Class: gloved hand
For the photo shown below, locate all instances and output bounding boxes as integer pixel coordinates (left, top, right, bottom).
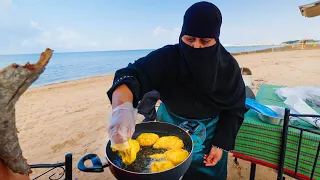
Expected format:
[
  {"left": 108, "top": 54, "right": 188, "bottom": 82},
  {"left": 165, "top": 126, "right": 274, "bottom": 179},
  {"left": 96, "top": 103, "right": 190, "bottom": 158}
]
[{"left": 108, "top": 102, "right": 137, "bottom": 151}]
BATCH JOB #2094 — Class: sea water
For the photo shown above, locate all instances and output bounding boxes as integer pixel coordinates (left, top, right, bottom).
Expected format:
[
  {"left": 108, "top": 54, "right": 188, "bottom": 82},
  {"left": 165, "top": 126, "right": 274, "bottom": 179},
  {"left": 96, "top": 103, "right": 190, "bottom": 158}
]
[{"left": 0, "top": 45, "right": 281, "bottom": 87}]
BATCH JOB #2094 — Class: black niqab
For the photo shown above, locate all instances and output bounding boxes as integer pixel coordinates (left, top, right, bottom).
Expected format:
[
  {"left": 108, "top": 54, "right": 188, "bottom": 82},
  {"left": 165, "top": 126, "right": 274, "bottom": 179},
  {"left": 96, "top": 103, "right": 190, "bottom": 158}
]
[{"left": 179, "top": 1, "right": 245, "bottom": 110}]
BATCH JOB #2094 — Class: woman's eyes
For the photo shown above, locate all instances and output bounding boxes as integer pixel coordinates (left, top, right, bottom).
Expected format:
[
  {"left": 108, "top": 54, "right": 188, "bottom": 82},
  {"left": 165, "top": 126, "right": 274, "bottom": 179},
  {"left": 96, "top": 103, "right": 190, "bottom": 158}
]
[
  {"left": 187, "top": 37, "right": 196, "bottom": 42},
  {"left": 185, "top": 37, "right": 211, "bottom": 44},
  {"left": 200, "top": 39, "right": 210, "bottom": 44}
]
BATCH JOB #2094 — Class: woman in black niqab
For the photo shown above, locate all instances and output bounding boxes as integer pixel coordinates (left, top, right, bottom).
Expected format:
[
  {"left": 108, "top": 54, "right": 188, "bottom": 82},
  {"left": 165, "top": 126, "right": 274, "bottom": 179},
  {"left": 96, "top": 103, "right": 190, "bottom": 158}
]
[
  {"left": 179, "top": 1, "right": 245, "bottom": 111},
  {"left": 107, "top": 1, "right": 246, "bottom": 180}
]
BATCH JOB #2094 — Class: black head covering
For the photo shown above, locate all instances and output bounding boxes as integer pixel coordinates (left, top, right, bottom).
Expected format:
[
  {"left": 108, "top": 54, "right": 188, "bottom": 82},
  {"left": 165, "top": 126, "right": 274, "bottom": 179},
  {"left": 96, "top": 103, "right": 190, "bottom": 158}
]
[
  {"left": 179, "top": 1, "right": 245, "bottom": 110},
  {"left": 181, "top": 1, "right": 222, "bottom": 39}
]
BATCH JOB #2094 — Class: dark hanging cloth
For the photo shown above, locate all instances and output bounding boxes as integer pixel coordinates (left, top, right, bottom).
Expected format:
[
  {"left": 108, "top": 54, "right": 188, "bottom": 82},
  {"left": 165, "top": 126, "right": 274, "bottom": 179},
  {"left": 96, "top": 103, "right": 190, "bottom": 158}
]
[
  {"left": 137, "top": 90, "right": 160, "bottom": 122},
  {"left": 107, "top": 1, "right": 246, "bottom": 151}
]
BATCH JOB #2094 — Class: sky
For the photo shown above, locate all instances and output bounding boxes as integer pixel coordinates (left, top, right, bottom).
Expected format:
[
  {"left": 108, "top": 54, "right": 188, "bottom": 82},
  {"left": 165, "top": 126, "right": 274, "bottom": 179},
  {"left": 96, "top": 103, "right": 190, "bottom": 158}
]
[{"left": 0, "top": 0, "right": 319, "bottom": 54}]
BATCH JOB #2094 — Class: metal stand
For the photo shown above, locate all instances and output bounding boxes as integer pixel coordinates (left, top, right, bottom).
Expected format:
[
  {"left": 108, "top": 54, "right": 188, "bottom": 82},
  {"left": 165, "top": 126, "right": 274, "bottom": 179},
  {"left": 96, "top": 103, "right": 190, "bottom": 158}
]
[
  {"left": 30, "top": 153, "right": 73, "bottom": 180},
  {"left": 65, "top": 154, "right": 72, "bottom": 180},
  {"left": 239, "top": 110, "right": 320, "bottom": 180},
  {"left": 234, "top": 158, "right": 239, "bottom": 165},
  {"left": 277, "top": 108, "right": 290, "bottom": 180},
  {"left": 250, "top": 163, "right": 256, "bottom": 180},
  {"left": 276, "top": 110, "right": 320, "bottom": 180}
]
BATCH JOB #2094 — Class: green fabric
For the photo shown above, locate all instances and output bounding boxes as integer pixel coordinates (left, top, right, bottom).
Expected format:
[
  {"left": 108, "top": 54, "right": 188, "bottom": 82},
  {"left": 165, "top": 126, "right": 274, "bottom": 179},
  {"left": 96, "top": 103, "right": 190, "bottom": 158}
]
[
  {"left": 157, "top": 103, "right": 228, "bottom": 180},
  {"left": 235, "top": 84, "right": 320, "bottom": 179}
]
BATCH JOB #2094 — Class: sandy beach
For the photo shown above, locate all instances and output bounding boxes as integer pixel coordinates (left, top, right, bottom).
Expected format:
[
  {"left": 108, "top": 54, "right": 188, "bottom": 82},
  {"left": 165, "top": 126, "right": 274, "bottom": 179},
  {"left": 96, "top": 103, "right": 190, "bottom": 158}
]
[{"left": 13, "top": 48, "right": 320, "bottom": 180}]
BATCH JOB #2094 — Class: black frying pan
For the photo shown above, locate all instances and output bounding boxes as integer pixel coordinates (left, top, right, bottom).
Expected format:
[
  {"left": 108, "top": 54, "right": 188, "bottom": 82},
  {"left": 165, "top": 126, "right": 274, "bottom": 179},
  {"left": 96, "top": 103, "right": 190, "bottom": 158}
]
[{"left": 78, "top": 122, "right": 195, "bottom": 180}]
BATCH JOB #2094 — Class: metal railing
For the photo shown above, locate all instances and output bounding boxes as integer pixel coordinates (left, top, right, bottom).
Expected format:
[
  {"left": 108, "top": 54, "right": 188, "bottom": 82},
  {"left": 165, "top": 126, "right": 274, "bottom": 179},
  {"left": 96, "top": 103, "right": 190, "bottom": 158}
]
[
  {"left": 238, "top": 109, "right": 320, "bottom": 180},
  {"left": 277, "top": 110, "right": 320, "bottom": 180},
  {"left": 30, "top": 154, "right": 72, "bottom": 180}
]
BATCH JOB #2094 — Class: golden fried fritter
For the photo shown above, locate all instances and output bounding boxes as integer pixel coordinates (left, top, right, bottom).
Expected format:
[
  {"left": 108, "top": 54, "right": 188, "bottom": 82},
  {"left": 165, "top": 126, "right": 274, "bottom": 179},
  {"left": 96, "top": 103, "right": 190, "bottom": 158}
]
[
  {"left": 164, "top": 149, "right": 189, "bottom": 165},
  {"left": 112, "top": 139, "right": 140, "bottom": 165},
  {"left": 136, "top": 133, "right": 159, "bottom": 146},
  {"left": 150, "top": 161, "right": 175, "bottom": 173},
  {"left": 153, "top": 136, "right": 184, "bottom": 150},
  {"left": 150, "top": 148, "right": 189, "bottom": 165}
]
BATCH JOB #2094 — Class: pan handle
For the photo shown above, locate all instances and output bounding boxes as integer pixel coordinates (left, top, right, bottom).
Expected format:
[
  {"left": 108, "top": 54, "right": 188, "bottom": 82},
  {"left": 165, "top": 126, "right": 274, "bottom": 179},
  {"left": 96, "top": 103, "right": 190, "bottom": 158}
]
[{"left": 77, "top": 154, "right": 110, "bottom": 173}]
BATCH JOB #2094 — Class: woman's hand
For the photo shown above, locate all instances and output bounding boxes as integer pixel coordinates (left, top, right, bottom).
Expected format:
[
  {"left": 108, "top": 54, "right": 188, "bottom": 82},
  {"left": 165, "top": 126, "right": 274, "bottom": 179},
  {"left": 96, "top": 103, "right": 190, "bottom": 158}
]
[
  {"left": 108, "top": 102, "right": 137, "bottom": 150},
  {"left": 203, "top": 146, "right": 223, "bottom": 166}
]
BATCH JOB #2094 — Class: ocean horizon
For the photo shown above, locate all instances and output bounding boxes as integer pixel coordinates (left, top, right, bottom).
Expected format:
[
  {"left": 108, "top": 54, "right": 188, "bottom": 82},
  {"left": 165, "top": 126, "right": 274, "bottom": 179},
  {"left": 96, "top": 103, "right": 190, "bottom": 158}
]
[{"left": 0, "top": 45, "right": 282, "bottom": 87}]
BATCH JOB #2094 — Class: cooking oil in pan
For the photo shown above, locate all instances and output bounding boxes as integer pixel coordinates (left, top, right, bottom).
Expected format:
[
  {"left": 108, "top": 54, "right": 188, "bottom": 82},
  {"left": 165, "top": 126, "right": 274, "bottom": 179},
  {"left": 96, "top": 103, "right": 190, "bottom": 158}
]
[
  {"left": 115, "top": 146, "right": 167, "bottom": 173},
  {"left": 113, "top": 133, "right": 191, "bottom": 173}
]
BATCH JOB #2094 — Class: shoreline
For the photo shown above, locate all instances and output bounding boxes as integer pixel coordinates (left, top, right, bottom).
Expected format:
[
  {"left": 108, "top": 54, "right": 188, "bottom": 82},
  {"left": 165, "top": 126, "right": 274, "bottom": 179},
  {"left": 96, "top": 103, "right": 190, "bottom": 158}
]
[
  {"left": 0, "top": 44, "right": 284, "bottom": 56},
  {"left": 31, "top": 74, "right": 112, "bottom": 89},
  {"left": 231, "top": 43, "right": 320, "bottom": 56},
  {"left": 28, "top": 44, "right": 320, "bottom": 89}
]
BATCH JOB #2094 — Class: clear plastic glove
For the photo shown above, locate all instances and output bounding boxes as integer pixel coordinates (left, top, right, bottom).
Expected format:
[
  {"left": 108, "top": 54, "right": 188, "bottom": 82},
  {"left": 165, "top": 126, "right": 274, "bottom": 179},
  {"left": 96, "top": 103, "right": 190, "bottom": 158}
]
[{"left": 108, "top": 102, "right": 137, "bottom": 151}]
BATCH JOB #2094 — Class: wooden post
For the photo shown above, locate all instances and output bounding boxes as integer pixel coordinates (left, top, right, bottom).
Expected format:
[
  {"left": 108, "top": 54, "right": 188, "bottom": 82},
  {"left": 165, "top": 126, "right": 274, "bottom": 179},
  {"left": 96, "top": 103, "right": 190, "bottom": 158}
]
[{"left": 0, "top": 48, "right": 54, "bottom": 175}]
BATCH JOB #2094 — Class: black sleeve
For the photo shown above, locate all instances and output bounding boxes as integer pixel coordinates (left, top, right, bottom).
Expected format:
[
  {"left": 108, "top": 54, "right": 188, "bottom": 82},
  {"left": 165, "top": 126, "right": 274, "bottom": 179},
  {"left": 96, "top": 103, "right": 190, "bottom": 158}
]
[
  {"left": 211, "top": 74, "right": 246, "bottom": 151},
  {"left": 106, "top": 45, "right": 178, "bottom": 108},
  {"left": 210, "top": 51, "right": 246, "bottom": 152},
  {"left": 211, "top": 106, "right": 245, "bottom": 152}
]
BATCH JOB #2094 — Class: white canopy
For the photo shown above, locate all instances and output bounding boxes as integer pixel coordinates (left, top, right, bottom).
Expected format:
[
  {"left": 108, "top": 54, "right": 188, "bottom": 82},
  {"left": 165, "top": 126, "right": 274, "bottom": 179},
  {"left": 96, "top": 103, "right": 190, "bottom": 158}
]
[{"left": 299, "top": 1, "right": 320, "bottom": 17}]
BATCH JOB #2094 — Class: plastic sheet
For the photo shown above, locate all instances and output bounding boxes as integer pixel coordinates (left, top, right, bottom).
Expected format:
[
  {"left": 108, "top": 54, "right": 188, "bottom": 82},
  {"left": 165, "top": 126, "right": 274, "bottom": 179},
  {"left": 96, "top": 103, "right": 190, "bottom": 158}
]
[{"left": 275, "top": 86, "right": 320, "bottom": 108}]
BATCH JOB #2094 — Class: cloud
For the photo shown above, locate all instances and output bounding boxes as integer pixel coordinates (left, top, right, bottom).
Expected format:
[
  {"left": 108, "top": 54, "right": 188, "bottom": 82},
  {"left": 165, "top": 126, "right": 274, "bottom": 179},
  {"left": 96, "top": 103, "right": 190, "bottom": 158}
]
[
  {"left": 153, "top": 26, "right": 180, "bottom": 37},
  {"left": 153, "top": 26, "right": 169, "bottom": 36},
  {"left": 21, "top": 20, "right": 99, "bottom": 51},
  {"left": 30, "top": 20, "right": 43, "bottom": 30},
  {"left": 0, "top": 0, "right": 12, "bottom": 13},
  {"left": 116, "top": 36, "right": 123, "bottom": 46},
  {"left": 153, "top": 26, "right": 180, "bottom": 45},
  {"left": 88, "top": 41, "right": 98, "bottom": 47}
]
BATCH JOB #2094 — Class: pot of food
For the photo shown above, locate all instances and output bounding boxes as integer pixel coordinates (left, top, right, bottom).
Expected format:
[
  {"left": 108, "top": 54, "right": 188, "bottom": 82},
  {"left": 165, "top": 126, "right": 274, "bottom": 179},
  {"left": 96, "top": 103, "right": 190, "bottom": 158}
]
[{"left": 77, "top": 122, "right": 194, "bottom": 180}]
